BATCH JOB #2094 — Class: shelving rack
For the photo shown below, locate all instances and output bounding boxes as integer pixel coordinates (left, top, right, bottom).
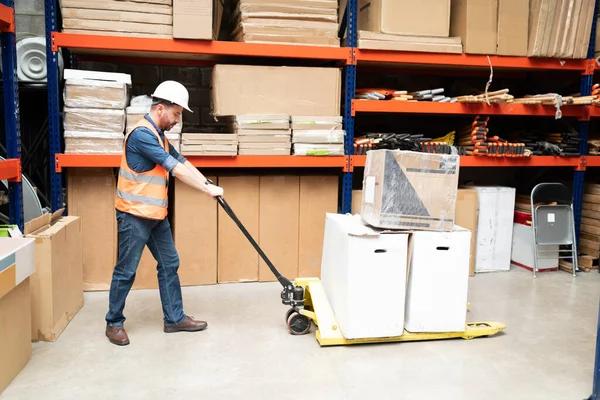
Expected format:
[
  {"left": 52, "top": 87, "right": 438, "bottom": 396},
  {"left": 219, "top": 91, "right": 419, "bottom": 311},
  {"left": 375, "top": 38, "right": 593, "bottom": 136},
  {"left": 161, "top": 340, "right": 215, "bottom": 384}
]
[
  {"left": 1, "top": 0, "right": 23, "bottom": 232},
  {"left": 45, "top": 0, "right": 600, "bottom": 240}
]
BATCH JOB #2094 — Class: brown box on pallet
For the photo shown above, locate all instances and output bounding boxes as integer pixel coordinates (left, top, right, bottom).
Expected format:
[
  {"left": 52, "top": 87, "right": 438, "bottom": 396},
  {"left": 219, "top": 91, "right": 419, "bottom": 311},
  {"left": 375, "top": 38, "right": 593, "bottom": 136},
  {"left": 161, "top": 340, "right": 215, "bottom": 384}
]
[
  {"left": 172, "top": 179, "right": 218, "bottom": 286},
  {"left": 259, "top": 176, "right": 300, "bottom": 282},
  {"left": 497, "top": 0, "right": 530, "bottom": 56},
  {"left": 361, "top": 150, "right": 459, "bottom": 232},
  {"left": 0, "top": 279, "right": 31, "bottom": 395},
  {"left": 450, "top": 0, "right": 498, "bottom": 55},
  {"left": 25, "top": 212, "right": 84, "bottom": 341},
  {"left": 455, "top": 189, "right": 479, "bottom": 277},
  {"left": 358, "top": 0, "right": 451, "bottom": 37},
  {"left": 67, "top": 168, "right": 117, "bottom": 291},
  {"left": 298, "top": 176, "right": 339, "bottom": 278},
  {"left": 217, "top": 176, "right": 260, "bottom": 283}
]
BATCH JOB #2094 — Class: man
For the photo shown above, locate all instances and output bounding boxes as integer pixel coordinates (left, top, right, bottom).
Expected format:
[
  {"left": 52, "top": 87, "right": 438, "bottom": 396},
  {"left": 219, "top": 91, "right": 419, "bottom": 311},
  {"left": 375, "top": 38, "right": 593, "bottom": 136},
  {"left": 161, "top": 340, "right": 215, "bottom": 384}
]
[{"left": 105, "top": 80, "right": 224, "bottom": 346}]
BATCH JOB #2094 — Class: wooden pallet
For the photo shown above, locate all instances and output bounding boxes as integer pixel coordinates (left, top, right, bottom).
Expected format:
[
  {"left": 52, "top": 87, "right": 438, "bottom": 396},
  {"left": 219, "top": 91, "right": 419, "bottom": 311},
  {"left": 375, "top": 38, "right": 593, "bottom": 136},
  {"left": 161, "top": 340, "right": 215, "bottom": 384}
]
[{"left": 559, "top": 255, "right": 599, "bottom": 273}]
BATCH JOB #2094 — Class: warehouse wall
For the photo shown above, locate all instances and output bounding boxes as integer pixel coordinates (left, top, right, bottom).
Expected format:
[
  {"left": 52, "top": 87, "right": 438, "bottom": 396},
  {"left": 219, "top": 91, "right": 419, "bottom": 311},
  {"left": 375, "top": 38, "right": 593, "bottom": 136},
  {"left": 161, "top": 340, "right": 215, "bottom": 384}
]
[{"left": 15, "top": 0, "right": 45, "bottom": 37}]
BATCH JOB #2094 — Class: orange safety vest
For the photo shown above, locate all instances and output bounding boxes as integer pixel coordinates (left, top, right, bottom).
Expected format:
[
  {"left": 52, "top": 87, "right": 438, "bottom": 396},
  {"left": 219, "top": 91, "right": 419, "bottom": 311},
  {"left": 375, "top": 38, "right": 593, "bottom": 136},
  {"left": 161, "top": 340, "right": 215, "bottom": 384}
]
[{"left": 115, "top": 118, "right": 170, "bottom": 220}]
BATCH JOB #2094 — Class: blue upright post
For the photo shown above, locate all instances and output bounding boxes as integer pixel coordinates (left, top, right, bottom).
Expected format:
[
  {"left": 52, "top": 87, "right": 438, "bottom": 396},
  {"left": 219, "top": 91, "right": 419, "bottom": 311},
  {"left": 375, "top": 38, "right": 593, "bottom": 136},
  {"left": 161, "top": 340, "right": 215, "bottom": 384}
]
[
  {"left": 341, "top": 0, "right": 357, "bottom": 214},
  {"left": 45, "top": 0, "right": 63, "bottom": 211},
  {"left": 1, "top": 0, "right": 23, "bottom": 232}
]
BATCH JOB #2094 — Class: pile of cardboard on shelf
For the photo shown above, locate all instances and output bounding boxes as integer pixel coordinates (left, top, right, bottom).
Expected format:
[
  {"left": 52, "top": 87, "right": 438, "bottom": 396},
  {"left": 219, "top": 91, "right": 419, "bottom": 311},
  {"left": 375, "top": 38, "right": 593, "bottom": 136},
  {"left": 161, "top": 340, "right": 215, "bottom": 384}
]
[
  {"left": 232, "top": 0, "right": 340, "bottom": 47},
  {"left": 180, "top": 133, "right": 238, "bottom": 156},
  {"left": 125, "top": 95, "right": 182, "bottom": 152},
  {"left": 574, "top": 184, "right": 600, "bottom": 270},
  {"left": 63, "top": 69, "right": 130, "bottom": 154},
  {"left": 60, "top": 0, "right": 174, "bottom": 38},
  {"left": 291, "top": 116, "right": 345, "bottom": 156},
  {"left": 528, "top": 0, "right": 596, "bottom": 59},
  {"left": 321, "top": 149, "right": 471, "bottom": 340},
  {"left": 348, "top": 0, "right": 463, "bottom": 54},
  {"left": 229, "top": 115, "right": 291, "bottom": 155}
]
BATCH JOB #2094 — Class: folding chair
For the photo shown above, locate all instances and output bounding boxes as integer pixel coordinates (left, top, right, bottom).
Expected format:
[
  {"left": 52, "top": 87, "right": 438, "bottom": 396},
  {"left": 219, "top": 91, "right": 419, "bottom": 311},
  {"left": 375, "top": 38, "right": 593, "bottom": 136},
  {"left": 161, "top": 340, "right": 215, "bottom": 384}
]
[{"left": 530, "top": 183, "right": 578, "bottom": 278}]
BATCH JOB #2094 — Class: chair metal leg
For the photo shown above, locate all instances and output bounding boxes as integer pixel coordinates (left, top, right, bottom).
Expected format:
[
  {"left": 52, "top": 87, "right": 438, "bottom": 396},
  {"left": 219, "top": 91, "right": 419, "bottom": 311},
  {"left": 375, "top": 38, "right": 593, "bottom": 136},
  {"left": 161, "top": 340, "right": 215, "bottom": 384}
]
[
  {"left": 571, "top": 210, "right": 578, "bottom": 277},
  {"left": 531, "top": 222, "right": 539, "bottom": 279}
]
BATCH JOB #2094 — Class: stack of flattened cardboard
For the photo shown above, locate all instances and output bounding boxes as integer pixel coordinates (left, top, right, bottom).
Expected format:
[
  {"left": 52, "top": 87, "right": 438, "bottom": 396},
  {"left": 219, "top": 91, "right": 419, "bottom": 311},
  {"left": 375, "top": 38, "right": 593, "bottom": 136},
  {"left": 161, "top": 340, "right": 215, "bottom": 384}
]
[
  {"left": 180, "top": 133, "right": 238, "bottom": 156},
  {"left": 60, "top": 0, "right": 173, "bottom": 38},
  {"left": 528, "top": 0, "right": 596, "bottom": 59},
  {"left": 353, "top": 0, "right": 462, "bottom": 54},
  {"left": 232, "top": 0, "right": 340, "bottom": 47},
  {"left": 63, "top": 69, "right": 130, "bottom": 154},
  {"left": 291, "top": 116, "right": 345, "bottom": 156},
  {"left": 230, "top": 115, "right": 292, "bottom": 155}
]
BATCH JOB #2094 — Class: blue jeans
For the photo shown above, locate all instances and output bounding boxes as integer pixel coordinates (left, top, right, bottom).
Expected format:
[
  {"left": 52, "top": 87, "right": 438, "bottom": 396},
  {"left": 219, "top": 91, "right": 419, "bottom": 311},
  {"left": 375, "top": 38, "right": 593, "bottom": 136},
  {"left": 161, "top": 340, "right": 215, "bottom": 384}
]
[{"left": 105, "top": 210, "right": 186, "bottom": 327}]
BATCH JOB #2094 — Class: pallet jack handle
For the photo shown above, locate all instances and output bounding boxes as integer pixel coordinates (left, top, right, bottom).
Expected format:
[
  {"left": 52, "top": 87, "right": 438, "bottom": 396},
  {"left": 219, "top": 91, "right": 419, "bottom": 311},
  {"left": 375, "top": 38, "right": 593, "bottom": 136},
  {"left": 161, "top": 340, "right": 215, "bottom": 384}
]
[
  {"left": 215, "top": 195, "right": 293, "bottom": 288},
  {"left": 212, "top": 188, "right": 305, "bottom": 309}
]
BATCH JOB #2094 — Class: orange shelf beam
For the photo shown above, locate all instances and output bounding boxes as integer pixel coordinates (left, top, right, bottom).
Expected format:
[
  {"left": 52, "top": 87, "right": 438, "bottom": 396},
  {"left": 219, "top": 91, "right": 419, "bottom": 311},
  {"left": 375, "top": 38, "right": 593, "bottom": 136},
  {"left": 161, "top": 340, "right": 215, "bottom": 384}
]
[
  {"left": 55, "top": 154, "right": 347, "bottom": 172},
  {"left": 0, "top": 159, "right": 21, "bottom": 181},
  {"left": 52, "top": 32, "right": 352, "bottom": 63},
  {"left": 589, "top": 106, "right": 600, "bottom": 118},
  {"left": 584, "top": 156, "right": 600, "bottom": 167},
  {"left": 352, "top": 155, "right": 581, "bottom": 168},
  {"left": 0, "top": 4, "right": 14, "bottom": 33},
  {"left": 354, "top": 49, "right": 589, "bottom": 71},
  {"left": 352, "top": 100, "right": 586, "bottom": 118}
]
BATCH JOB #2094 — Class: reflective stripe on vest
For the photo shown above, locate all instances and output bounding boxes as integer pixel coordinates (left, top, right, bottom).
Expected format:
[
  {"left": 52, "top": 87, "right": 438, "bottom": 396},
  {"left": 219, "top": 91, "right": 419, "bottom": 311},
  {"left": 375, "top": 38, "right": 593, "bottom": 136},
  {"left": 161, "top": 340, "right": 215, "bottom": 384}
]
[{"left": 115, "top": 117, "right": 170, "bottom": 220}]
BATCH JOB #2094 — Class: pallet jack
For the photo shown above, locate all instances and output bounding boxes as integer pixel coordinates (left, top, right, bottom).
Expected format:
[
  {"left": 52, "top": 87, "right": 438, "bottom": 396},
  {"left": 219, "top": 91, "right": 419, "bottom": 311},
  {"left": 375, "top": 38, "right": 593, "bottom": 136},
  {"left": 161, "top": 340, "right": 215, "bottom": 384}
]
[{"left": 215, "top": 193, "right": 506, "bottom": 346}]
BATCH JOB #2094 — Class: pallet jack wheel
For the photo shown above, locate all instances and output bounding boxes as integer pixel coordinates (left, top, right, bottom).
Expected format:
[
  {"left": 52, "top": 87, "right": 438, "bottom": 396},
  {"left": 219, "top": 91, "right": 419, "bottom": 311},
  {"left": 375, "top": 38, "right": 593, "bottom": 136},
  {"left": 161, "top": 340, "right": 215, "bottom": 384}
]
[
  {"left": 285, "top": 308, "right": 296, "bottom": 323},
  {"left": 287, "top": 312, "right": 311, "bottom": 335}
]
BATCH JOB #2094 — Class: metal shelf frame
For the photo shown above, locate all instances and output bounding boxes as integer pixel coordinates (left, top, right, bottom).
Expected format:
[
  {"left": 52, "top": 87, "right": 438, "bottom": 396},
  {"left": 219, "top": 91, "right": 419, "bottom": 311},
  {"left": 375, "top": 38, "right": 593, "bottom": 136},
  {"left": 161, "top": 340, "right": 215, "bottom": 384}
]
[
  {"left": 45, "top": 0, "right": 600, "bottom": 226},
  {"left": 1, "top": 0, "right": 23, "bottom": 231}
]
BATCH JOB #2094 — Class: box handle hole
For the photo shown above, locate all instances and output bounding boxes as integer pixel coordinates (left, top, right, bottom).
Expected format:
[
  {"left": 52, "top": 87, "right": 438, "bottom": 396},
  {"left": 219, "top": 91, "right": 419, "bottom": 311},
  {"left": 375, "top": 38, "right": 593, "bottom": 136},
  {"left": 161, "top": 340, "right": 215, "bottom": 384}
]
[
  {"left": 374, "top": 249, "right": 387, "bottom": 254},
  {"left": 436, "top": 246, "right": 450, "bottom": 251}
]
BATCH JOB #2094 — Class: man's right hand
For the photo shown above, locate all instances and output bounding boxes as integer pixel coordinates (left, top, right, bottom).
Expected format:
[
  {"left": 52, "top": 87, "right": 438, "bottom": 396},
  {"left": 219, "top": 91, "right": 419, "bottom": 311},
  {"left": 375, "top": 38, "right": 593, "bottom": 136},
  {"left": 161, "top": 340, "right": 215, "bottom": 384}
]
[{"left": 207, "top": 184, "right": 224, "bottom": 198}]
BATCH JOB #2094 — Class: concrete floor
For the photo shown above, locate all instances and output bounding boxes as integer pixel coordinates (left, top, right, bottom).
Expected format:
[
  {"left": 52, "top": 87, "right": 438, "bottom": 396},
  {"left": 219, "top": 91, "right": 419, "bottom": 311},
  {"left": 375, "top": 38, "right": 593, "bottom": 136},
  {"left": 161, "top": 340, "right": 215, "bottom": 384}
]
[{"left": 2, "top": 267, "right": 600, "bottom": 400}]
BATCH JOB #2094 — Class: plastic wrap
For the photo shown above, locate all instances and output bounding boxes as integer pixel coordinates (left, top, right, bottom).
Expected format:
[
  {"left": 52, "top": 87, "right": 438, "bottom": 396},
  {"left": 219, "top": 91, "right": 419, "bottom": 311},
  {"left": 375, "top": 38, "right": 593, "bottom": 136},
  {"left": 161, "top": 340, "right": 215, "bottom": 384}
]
[
  {"left": 292, "top": 143, "right": 344, "bottom": 156},
  {"left": 291, "top": 115, "right": 343, "bottom": 131},
  {"left": 229, "top": 115, "right": 290, "bottom": 131},
  {"left": 180, "top": 142, "right": 238, "bottom": 156},
  {"left": 360, "top": 149, "right": 459, "bottom": 232},
  {"left": 238, "top": 148, "right": 291, "bottom": 155},
  {"left": 63, "top": 107, "right": 126, "bottom": 133},
  {"left": 64, "top": 79, "right": 128, "bottom": 109},
  {"left": 64, "top": 131, "right": 124, "bottom": 154},
  {"left": 291, "top": 130, "right": 345, "bottom": 144},
  {"left": 181, "top": 133, "right": 238, "bottom": 145}
]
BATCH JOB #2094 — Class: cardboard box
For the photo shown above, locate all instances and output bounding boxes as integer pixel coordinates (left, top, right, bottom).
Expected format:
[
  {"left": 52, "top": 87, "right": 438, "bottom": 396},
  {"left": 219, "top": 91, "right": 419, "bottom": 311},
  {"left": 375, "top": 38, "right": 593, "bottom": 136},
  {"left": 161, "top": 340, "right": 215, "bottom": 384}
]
[
  {"left": 321, "top": 213, "right": 409, "bottom": 339},
  {"left": 451, "top": 0, "right": 498, "bottom": 55},
  {"left": 352, "top": 190, "right": 362, "bottom": 214},
  {"left": 217, "top": 176, "right": 260, "bottom": 283},
  {"left": 67, "top": 168, "right": 117, "bottom": 291},
  {"left": 63, "top": 108, "right": 126, "bottom": 133},
  {"left": 211, "top": 65, "right": 341, "bottom": 117},
  {"left": 361, "top": 150, "right": 459, "bottom": 231},
  {"left": 298, "top": 176, "right": 338, "bottom": 278},
  {"left": 64, "top": 132, "right": 124, "bottom": 154},
  {"left": 174, "top": 0, "right": 223, "bottom": 40},
  {"left": 64, "top": 79, "right": 128, "bottom": 109},
  {"left": 456, "top": 189, "right": 478, "bottom": 277},
  {"left": 497, "top": 0, "right": 530, "bottom": 56},
  {"left": 404, "top": 226, "right": 471, "bottom": 333},
  {"left": 358, "top": 0, "right": 451, "bottom": 37},
  {"left": 0, "top": 237, "right": 36, "bottom": 394},
  {"left": 511, "top": 211, "right": 559, "bottom": 272},
  {"left": 172, "top": 179, "right": 218, "bottom": 286},
  {"left": 0, "top": 279, "right": 31, "bottom": 395},
  {"left": 467, "top": 186, "right": 516, "bottom": 273},
  {"left": 258, "top": 176, "right": 299, "bottom": 282},
  {"left": 24, "top": 211, "right": 83, "bottom": 342}
]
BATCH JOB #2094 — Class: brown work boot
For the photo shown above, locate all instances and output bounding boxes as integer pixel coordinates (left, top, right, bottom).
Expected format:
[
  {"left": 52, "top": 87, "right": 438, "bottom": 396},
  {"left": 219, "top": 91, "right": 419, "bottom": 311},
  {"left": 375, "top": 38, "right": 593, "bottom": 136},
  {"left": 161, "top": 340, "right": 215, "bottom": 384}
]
[
  {"left": 106, "top": 326, "right": 130, "bottom": 346},
  {"left": 164, "top": 316, "right": 208, "bottom": 333}
]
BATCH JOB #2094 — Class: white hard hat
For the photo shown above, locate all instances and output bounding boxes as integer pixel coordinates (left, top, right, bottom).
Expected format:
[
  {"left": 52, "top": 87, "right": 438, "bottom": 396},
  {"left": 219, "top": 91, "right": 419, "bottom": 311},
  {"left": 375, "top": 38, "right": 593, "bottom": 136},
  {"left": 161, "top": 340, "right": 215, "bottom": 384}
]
[{"left": 151, "top": 80, "right": 192, "bottom": 113}]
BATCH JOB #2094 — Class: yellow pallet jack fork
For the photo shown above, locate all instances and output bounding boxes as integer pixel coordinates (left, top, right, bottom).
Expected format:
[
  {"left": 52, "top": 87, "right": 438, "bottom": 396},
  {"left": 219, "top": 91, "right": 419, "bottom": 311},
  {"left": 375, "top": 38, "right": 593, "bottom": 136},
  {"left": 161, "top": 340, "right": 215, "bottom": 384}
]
[
  {"left": 215, "top": 191, "right": 506, "bottom": 346},
  {"left": 294, "top": 278, "right": 506, "bottom": 346}
]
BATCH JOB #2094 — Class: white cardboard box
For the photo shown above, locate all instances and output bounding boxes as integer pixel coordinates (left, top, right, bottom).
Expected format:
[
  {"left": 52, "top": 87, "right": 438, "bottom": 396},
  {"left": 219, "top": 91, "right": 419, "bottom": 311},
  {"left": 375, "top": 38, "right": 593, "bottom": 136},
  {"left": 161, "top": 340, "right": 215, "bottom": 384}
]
[
  {"left": 320, "top": 213, "right": 409, "bottom": 339},
  {"left": 404, "top": 226, "right": 471, "bottom": 333},
  {"left": 467, "top": 186, "right": 516, "bottom": 273},
  {"left": 511, "top": 211, "right": 558, "bottom": 272}
]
